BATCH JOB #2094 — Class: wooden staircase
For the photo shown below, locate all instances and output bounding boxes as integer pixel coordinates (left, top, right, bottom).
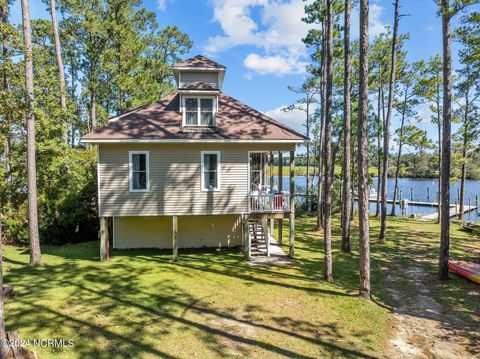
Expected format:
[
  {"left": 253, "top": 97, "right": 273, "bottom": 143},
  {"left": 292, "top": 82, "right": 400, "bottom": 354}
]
[{"left": 248, "top": 219, "right": 268, "bottom": 256}]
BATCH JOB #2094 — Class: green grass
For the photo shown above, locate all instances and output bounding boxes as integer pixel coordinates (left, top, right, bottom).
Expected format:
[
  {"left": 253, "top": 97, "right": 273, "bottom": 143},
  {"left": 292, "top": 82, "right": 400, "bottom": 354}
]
[{"left": 3, "top": 216, "right": 479, "bottom": 358}]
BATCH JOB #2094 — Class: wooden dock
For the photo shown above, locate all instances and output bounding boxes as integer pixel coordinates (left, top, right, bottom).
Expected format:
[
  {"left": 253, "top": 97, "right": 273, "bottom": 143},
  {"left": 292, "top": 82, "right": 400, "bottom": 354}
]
[
  {"left": 368, "top": 196, "right": 439, "bottom": 207},
  {"left": 366, "top": 195, "right": 478, "bottom": 220},
  {"left": 421, "top": 205, "right": 478, "bottom": 220}
]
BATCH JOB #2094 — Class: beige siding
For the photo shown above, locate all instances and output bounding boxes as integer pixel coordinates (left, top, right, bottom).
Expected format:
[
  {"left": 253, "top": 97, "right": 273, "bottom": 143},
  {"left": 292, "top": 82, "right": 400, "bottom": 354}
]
[
  {"left": 114, "top": 215, "right": 242, "bottom": 249},
  {"left": 180, "top": 72, "right": 218, "bottom": 88},
  {"left": 114, "top": 216, "right": 172, "bottom": 248},
  {"left": 98, "top": 143, "right": 294, "bottom": 217},
  {"left": 178, "top": 215, "right": 242, "bottom": 248}
]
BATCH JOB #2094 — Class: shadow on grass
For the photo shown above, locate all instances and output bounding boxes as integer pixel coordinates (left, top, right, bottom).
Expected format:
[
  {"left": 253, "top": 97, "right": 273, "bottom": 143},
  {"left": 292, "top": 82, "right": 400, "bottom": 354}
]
[
  {"left": 4, "top": 215, "right": 479, "bottom": 357},
  {"left": 5, "top": 244, "right": 378, "bottom": 358}
]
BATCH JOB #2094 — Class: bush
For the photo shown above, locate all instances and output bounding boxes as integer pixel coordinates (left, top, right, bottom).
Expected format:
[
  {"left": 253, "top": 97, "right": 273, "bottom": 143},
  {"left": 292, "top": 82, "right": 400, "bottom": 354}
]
[{"left": 1, "top": 146, "right": 98, "bottom": 245}]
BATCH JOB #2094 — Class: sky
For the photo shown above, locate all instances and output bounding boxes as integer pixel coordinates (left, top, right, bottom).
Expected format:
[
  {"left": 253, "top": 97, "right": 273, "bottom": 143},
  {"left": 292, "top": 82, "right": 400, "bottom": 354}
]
[{"left": 9, "top": 0, "right": 477, "bottom": 148}]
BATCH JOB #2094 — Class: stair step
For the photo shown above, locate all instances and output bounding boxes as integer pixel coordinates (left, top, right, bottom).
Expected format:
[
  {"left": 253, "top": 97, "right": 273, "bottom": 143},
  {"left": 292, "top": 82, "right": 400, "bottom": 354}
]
[{"left": 247, "top": 219, "right": 268, "bottom": 257}]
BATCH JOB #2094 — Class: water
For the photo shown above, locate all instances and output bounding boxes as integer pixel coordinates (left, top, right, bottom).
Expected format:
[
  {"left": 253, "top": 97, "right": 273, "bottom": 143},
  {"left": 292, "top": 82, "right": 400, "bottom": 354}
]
[{"left": 270, "top": 175, "right": 480, "bottom": 221}]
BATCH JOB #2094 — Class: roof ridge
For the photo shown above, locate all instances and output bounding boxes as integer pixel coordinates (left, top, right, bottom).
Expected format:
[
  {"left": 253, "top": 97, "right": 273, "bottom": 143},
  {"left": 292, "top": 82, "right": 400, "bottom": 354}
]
[{"left": 173, "top": 54, "right": 226, "bottom": 69}]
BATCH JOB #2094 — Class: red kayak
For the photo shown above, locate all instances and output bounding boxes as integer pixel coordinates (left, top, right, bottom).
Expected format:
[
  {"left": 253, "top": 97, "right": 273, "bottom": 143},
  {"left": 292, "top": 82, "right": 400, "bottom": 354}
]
[{"left": 449, "top": 261, "right": 480, "bottom": 284}]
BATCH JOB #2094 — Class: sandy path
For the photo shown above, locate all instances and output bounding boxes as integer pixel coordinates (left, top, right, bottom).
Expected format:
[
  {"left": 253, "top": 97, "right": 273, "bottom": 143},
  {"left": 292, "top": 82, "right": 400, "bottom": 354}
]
[{"left": 385, "top": 256, "right": 478, "bottom": 358}]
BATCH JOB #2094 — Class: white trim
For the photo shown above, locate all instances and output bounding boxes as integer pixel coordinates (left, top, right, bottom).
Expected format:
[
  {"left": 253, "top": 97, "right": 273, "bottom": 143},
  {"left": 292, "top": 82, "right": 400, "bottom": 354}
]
[
  {"left": 201, "top": 151, "right": 221, "bottom": 192},
  {"left": 128, "top": 151, "right": 150, "bottom": 192},
  {"left": 182, "top": 95, "right": 217, "bottom": 127},
  {"left": 178, "top": 89, "right": 220, "bottom": 94},
  {"left": 173, "top": 67, "right": 226, "bottom": 71},
  {"left": 83, "top": 138, "right": 306, "bottom": 144},
  {"left": 97, "top": 146, "right": 102, "bottom": 216}
]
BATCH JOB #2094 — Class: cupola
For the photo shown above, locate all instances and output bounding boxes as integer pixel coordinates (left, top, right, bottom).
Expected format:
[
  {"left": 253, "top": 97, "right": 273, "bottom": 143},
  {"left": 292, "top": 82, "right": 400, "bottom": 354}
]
[{"left": 173, "top": 55, "right": 226, "bottom": 128}]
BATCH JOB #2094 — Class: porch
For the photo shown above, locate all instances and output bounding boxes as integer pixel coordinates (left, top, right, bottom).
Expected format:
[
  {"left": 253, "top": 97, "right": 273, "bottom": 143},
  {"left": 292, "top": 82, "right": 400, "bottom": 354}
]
[
  {"left": 247, "top": 150, "right": 295, "bottom": 216},
  {"left": 242, "top": 149, "right": 296, "bottom": 261}
]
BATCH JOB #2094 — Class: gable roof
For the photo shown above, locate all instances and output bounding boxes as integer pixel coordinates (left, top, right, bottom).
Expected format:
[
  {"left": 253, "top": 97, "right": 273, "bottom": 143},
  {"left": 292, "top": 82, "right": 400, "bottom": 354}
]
[
  {"left": 173, "top": 55, "right": 226, "bottom": 69},
  {"left": 81, "top": 93, "right": 307, "bottom": 143}
]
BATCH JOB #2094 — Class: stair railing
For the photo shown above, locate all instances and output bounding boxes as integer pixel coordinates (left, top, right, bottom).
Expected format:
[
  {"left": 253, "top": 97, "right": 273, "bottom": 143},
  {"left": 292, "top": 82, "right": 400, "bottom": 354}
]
[{"left": 261, "top": 219, "right": 270, "bottom": 257}]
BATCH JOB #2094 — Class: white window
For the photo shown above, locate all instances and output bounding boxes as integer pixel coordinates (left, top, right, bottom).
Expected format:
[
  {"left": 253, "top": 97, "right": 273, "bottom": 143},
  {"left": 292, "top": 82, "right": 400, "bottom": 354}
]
[
  {"left": 129, "top": 151, "right": 149, "bottom": 192},
  {"left": 201, "top": 151, "right": 221, "bottom": 191},
  {"left": 183, "top": 97, "right": 215, "bottom": 126}
]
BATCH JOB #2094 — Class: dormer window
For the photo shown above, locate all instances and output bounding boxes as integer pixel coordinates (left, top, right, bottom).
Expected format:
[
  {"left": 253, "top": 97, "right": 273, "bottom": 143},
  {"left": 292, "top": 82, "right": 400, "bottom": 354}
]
[{"left": 183, "top": 96, "right": 216, "bottom": 126}]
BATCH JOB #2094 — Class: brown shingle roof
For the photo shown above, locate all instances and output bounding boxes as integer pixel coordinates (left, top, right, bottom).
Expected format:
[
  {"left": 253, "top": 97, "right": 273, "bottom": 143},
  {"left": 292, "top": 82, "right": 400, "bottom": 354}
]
[
  {"left": 81, "top": 93, "right": 307, "bottom": 142},
  {"left": 173, "top": 55, "right": 226, "bottom": 69},
  {"left": 179, "top": 81, "right": 218, "bottom": 91}
]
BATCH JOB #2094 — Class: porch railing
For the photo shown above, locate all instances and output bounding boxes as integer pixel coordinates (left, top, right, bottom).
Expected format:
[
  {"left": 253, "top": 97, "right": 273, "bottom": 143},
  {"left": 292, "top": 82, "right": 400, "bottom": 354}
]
[{"left": 248, "top": 192, "right": 290, "bottom": 213}]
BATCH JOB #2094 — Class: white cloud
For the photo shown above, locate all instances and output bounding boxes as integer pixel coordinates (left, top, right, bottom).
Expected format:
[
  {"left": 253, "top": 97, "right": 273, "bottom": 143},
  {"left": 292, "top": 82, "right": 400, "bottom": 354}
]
[
  {"left": 244, "top": 53, "right": 308, "bottom": 75},
  {"left": 265, "top": 106, "right": 306, "bottom": 134},
  {"left": 204, "top": 0, "right": 313, "bottom": 76},
  {"left": 157, "top": 0, "right": 171, "bottom": 11},
  {"left": 426, "top": 25, "right": 435, "bottom": 31},
  {"left": 369, "top": 3, "right": 389, "bottom": 37}
]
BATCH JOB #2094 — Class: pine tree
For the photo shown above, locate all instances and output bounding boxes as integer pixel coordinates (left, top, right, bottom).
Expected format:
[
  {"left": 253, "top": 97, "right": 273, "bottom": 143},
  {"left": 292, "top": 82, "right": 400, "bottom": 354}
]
[
  {"left": 323, "top": 0, "right": 334, "bottom": 283},
  {"left": 358, "top": 0, "right": 371, "bottom": 299},
  {"left": 21, "top": 0, "right": 41, "bottom": 265},
  {"left": 379, "top": 0, "right": 400, "bottom": 240},
  {"left": 341, "top": 0, "right": 352, "bottom": 252},
  {"left": 48, "top": 0, "right": 68, "bottom": 143}
]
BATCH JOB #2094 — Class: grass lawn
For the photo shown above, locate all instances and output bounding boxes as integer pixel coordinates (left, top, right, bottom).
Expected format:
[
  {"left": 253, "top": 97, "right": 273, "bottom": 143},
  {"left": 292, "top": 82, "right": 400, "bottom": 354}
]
[{"left": 3, "top": 216, "right": 479, "bottom": 358}]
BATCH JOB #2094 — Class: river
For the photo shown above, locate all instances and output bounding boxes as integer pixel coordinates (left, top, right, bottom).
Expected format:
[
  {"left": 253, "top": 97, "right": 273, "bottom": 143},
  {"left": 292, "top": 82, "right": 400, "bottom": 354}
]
[{"left": 272, "top": 176, "right": 480, "bottom": 222}]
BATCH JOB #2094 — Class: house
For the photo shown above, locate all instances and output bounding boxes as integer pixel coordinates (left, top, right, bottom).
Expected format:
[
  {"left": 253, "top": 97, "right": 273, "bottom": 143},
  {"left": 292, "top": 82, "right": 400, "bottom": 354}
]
[{"left": 81, "top": 55, "right": 308, "bottom": 261}]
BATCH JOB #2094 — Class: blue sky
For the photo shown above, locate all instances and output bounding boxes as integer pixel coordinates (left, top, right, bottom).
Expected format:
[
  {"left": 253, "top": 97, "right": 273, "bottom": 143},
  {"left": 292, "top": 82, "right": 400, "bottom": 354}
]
[{"left": 9, "top": 0, "right": 475, "bottom": 145}]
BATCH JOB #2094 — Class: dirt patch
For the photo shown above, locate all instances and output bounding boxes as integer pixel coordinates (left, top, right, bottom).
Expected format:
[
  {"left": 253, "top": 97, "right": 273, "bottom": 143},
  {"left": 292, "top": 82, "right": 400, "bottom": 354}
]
[{"left": 385, "top": 264, "right": 477, "bottom": 358}]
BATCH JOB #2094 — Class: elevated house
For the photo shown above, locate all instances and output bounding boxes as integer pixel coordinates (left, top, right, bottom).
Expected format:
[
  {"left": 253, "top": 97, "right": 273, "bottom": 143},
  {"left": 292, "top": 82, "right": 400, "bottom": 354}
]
[{"left": 81, "top": 55, "right": 308, "bottom": 261}]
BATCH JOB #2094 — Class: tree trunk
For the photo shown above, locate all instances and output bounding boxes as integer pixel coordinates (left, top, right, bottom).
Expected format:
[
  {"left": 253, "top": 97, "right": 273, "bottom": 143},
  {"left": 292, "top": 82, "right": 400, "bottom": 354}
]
[
  {"left": 379, "top": 0, "right": 400, "bottom": 240},
  {"left": 323, "top": 0, "right": 334, "bottom": 282},
  {"left": 375, "top": 88, "right": 382, "bottom": 216},
  {"left": 391, "top": 89, "right": 408, "bottom": 216},
  {"left": 358, "top": 0, "right": 371, "bottom": 300},
  {"left": 341, "top": 0, "right": 352, "bottom": 253},
  {"left": 437, "top": 105, "right": 443, "bottom": 223},
  {"left": 21, "top": 0, "right": 41, "bottom": 266},
  {"left": 439, "top": 0, "right": 451, "bottom": 281},
  {"left": 316, "top": 26, "right": 326, "bottom": 231},
  {"left": 68, "top": 54, "right": 77, "bottom": 146},
  {"left": 3, "top": 134, "right": 11, "bottom": 194},
  {"left": 0, "top": 219, "right": 6, "bottom": 359},
  {"left": 49, "top": 0, "right": 68, "bottom": 144},
  {"left": 459, "top": 152, "right": 466, "bottom": 220},
  {"left": 90, "top": 88, "right": 97, "bottom": 130},
  {"left": 306, "top": 105, "right": 310, "bottom": 212},
  {"left": 350, "top": 142, "right": 355, "bottom": 222},
  {"left": 1, "top": 3, "right": 12, "bottom": 205},
  {"left": 458, "top": 89, "right": 469, "bottom": 220}
]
